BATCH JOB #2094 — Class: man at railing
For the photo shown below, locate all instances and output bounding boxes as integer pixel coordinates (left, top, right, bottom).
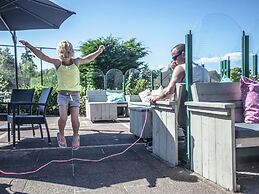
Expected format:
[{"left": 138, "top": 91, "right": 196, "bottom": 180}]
[{"left": 150, "top": 43, "right": 210, "bottom": 104}]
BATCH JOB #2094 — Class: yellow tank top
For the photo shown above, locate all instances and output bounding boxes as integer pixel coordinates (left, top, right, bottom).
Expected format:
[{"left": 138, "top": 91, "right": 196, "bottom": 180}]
[{"left": 56, "top": 63, "right": 80, "bottom": 91}]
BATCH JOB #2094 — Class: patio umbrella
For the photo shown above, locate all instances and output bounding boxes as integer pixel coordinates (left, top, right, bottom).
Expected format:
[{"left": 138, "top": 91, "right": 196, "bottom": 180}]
[{"left": 0, "top": 0, "right": 75, "bottom": 88}]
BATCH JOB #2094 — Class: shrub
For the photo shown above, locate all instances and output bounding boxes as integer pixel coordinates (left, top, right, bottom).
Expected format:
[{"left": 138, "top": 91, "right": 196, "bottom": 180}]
[{"left": 125, "top": 74, "right": 148, "bottom": 95}]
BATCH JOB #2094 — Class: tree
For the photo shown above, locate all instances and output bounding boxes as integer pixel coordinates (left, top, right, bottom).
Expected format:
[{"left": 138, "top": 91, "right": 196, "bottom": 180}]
[
  {"left": 21, "top": 48, "right": 35, "bottom": 64},
  {"left": 0, "top": 47, "right": 15, "bottom": 71},
  {"left": 125, "top": 73, "right": 149, "bottom": 95},
  {"left": 19, "top": 48, "right": 37, "bottom": 86},
  {"left": 79, "top": 35, "right": 149, "bottom": 89},
  {"left": 230, "top": 67, "right": 242, "bottom": 82},
  {"left": 139, "top": 64, "right": 151, "bottom": 81},
  {"left": 0, "top": 74, "right": 10, "bottom": 96},
  {"left": 0, "top": 48, "right": 15, "bottom": 89},
  {"left": 30, "top": 68, "right": 57, "bottom": 87}
]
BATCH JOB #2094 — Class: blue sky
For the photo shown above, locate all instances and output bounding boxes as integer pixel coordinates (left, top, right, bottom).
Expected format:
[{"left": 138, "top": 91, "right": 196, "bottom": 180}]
[{"left": 1, "top": 0, "right": 259, "bottom": 72}]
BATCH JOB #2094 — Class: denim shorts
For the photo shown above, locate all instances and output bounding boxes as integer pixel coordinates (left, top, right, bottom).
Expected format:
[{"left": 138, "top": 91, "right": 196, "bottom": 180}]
[{"left": 57, "top": 92, "right": 80, "bottom": 107}]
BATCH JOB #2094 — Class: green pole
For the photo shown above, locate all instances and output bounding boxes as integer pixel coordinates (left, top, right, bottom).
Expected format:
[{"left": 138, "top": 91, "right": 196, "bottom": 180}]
[
  {"left": 84, "top": 75, "right": 87, "bottom": 95},
  {"left": 160, "top": 70, "right": 163, "bottom": 86},
  {"left": 151, "top": 70, "right": 154, "bottom": 90},
  {"left": 104, "top": 74, "right": 107, "bottom": 90},
  {"left": 223, "top": 60, "right": 227, "bottom": 76},
  {"left": 220, "top": 61, "right": 224, "bottom": 78},
  {"left": 227, "top": 57, "right": 230, "bottom": 78},
  {"left": 242, "top": 31, "right": 250, "bottom": 77},
  {"left": 40, "top": 48, "right": 43, "bottom": 86},
  {"left": 185, "top": 30, "right": 193, "bottom": 168},
  {"left": 123, "top": 75, "right": 125, "bottom": 94},
  {"left": 222, "top": 60, "right": 229, "bottom": 77},
  {"left": 253, "top": 54, "right": 258, "bottom": 77}
]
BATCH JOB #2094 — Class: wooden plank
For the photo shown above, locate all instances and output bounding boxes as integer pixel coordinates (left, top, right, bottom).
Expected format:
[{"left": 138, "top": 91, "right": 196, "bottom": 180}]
[
  {"left": 236, "top": 137, "right": 259, "bottom": 148},
  {"left": 187, "top": 107, "right": 231, "bottom": 116},
  {"left": 185, "top": 102, "right": 235, "bottom": 109},
  {"left": 95, "top": 104, "right": 102, "bottom": 121},
  {"left": 190, "top": 112, "right": 203, "bottom": 175},
  {"left": 87, "top": 103, "right": 96, "bottom": 121},
  {"left": 201, "top": 113, "right": 209, "bottom": 179},
  {"left": 86, "top": 103, "right": 90, "bottom": 119},
  {"left": 205, "top": 115, "right": 216, "bottom": 183},
  {"left": 165, "top": 110, "right": 177, "bottom": 165},
  {"left": 88, "top": 104, "right": 94, "bottom": 120},
  {"left": 166, "top": 110, "right": 174, "bottom": 165},
  {"left": 110, "top": 104, "right": 117, "bottom": 120},
  {"left": 152, "top": 109, "right": 160, "bottom": 156},
  {"left": 101, "top": 104, "right": 108, "bottom": 120},
  {"left": 154, "top": 101, "right": 176, "bottom": 106},
  {"left": 152, "top": 107, "right": 177, "bottom": 166},
  {"left": 191, "top": 82, "right": 241, "bottom": 102},
  {"left": 215, "top": 114, "right": 236, "bottom": 191},
  {"left": 159, "top": 110, "right": 167, "bottom": 161}
]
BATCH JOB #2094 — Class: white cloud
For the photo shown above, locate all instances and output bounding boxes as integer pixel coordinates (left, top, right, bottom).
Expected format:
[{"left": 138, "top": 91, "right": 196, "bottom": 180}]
[
  {"left": 196, "top": 51, "right": 242, "bottom": 64},
  {"left": 158, "top": 64, "right": 166, "bottom": 70},
  {"left": 196, "top": 56, "right": 221, "bottom": 64},
  {"left": 222, "top": 52, "right": 242, "bottom": 61}
]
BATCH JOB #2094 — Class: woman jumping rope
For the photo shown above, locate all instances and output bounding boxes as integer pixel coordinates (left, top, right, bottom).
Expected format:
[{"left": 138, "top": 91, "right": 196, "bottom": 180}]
[{"left": 20, "top": 40, "right": 105, "bottom": 150}]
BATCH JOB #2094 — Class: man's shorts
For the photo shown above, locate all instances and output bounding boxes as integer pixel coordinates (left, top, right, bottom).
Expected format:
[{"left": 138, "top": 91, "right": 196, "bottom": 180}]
[{"left": 57, "top": 91, "right": 80, "bottom": 107}]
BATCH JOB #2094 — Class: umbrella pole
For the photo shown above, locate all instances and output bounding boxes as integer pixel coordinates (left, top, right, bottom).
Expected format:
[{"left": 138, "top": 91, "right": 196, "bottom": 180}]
[
  {"left": 0, "top": 15, "right": 19, "bottom": 88},
  {"left": 40, "top": 48, "right": 43, "bottom": 86},
  {"left": 12, "top": 31, "right": 19, "bottom": 89}
]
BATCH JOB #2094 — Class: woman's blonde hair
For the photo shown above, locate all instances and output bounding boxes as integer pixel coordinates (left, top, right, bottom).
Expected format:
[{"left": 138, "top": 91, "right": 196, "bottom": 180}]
[{"left": 57, "top": 40, "right": 74, "bottom": 59}]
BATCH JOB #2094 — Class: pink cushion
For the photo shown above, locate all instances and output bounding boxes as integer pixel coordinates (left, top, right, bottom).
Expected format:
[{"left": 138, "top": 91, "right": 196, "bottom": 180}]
[{"left": 240, "top": 76, "right": 259, "bottom": 123}]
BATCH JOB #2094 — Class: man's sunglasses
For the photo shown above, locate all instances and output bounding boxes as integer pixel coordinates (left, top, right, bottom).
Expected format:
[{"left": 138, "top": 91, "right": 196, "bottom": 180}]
[{"left": 172, "top": 51, "right": 183, "bottom": 61}]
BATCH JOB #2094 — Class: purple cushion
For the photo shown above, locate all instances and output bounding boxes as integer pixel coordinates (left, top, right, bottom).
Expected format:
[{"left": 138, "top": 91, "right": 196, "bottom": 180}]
[{"left": 240, "top": 76, "right": 259, "bottom": 123}]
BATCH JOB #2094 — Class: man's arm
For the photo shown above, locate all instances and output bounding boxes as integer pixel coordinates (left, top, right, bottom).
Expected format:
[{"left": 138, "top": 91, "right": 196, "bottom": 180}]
[
  {"left": 150, "top": 65, "right": 185, "bottom": 104},
  {"left": 75, "top": 45, "right": 105, "bottom": 65},
  {"left": 19, "top": 40, "right": 60, "bottom": 67}
]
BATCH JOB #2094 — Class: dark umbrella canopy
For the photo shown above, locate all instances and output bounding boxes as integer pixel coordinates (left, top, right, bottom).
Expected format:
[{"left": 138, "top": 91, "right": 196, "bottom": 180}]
[{"left": 0, "top": 0, "right": 75, "bottom": 88}]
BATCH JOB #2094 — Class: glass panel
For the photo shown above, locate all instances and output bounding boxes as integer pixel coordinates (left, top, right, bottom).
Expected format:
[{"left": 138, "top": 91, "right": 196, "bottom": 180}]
[
  {"left": 124, "top": 68, "right": 140, "bottom": 95},
  {"left": 106, "top": 68, "right": 123, "bottom": 90},
  {"left": 192, "top": 13, "right": 242, "bottom": 82},
  {"left": 250, "top": 19, "right": 259, "bottom": 79},
  {"left": 86, "top": 68, "right": 104, "bottom": 90}
]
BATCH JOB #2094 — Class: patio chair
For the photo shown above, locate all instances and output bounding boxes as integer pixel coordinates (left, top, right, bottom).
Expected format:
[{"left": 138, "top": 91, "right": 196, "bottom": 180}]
[
  {"left": 7, "top": 87, "right": 52, "bottom": 148},
  {"left": 0, "top": 89, "right": 35, "bottom": 143}
]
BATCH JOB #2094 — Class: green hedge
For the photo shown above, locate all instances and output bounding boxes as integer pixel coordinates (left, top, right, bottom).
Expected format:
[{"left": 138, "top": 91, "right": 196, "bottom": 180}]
[{"left": 22, "top": 85, "right": 86, "bottom": 116}]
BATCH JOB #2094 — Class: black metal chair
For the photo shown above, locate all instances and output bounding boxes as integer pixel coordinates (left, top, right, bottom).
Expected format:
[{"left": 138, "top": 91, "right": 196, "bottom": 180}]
[
  {"left": 0, "top": 89, "right": 35, "bottom": 143},
  {"left": 7, "top": 87, "right": 52, "bottom": 148}
]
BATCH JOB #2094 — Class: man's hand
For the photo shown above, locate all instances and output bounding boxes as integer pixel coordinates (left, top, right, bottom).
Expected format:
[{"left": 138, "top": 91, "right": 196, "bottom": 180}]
[
  {"left": 149, "top": 97, "right": 157, "bottom": 105},
  {"left": 170, "top": 60, "right": 177, "bottom": 69}
]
